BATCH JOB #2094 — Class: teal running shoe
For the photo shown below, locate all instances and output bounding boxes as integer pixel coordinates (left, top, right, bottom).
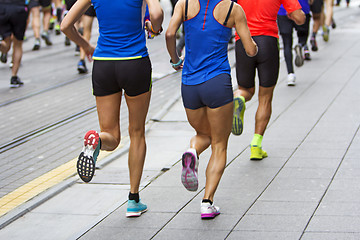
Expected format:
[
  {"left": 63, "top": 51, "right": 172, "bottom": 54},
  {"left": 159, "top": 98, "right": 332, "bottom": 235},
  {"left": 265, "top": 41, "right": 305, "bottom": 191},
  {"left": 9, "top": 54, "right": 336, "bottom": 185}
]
[
  {"left": 126, "top": 200, "right": 148, "bottom": 217},
  {"left": 77, "top": 130, "right": 100, "bottom": 183}
]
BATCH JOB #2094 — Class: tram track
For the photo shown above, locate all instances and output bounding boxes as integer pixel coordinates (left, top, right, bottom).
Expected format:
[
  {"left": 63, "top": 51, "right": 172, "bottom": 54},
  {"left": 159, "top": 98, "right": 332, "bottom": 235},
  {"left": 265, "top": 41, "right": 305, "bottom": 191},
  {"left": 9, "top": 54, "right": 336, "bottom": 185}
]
[
  {"left": 0, "top": 69, "right": 177, "bottom": 154},
  {"left": 0, "top": 74, "right": 89, "bottom": 108},
  {"left": 0, "top": 106, "right": 96, "bottom": 154}
]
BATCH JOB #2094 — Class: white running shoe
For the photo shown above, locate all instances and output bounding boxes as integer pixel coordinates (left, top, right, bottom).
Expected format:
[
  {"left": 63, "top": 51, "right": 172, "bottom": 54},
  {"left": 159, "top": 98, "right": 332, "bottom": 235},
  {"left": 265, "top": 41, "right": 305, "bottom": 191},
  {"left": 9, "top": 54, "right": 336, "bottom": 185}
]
[
  {"left": 287, "top": 73, "right": 296, "bottom": 86},
  {"left": 201, "top": 202, "right": 220, "bottom": 219}
]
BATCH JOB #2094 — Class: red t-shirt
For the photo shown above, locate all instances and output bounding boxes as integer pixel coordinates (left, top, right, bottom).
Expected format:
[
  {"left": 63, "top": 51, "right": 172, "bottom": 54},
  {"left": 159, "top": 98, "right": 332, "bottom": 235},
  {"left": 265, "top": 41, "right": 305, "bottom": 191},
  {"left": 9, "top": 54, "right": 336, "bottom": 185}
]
[{"left": 235, "top": 0, "right": 301, "bottom": 40}]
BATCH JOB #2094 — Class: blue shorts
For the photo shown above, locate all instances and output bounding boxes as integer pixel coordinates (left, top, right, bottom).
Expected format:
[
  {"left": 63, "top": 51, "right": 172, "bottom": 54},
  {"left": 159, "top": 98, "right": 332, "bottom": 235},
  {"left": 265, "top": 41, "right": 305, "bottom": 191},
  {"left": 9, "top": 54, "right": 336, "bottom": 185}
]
[{"left": 181, "top": 73, "right": 233, "bottom": 110}]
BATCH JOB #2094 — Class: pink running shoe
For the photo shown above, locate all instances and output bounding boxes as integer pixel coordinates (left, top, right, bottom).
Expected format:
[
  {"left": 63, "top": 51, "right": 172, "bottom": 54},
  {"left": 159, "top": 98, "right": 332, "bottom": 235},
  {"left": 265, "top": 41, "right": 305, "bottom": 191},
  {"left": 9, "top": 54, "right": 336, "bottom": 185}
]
[
  {"left": 201, "top": 202, "right": 220, "bottom": 219},
  {"left": 181, "top": 148, "right": 199, "bottom": 191},
  {"left": 77, "top": 130, "right": 100, "bottom": 183}
]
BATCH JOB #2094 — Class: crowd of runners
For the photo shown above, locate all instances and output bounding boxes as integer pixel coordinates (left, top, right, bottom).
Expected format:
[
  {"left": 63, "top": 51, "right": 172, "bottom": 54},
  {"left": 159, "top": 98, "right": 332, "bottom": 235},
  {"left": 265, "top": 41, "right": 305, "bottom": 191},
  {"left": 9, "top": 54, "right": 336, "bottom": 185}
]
[
  {"left": 0, "top": 0, "right": 354, "bottom": 219},
  {"left": 0, "top": 0, "right": 96, "bottom": 88}
]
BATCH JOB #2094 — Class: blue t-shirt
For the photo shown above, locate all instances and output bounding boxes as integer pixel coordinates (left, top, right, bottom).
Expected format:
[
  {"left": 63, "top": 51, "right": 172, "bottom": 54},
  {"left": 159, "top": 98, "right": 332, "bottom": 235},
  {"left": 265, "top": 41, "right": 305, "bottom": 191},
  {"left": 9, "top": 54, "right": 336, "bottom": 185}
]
[
  {"left": 182, "top": 0, "right": 232, "bottom": 85},
  {"left": 91, "top": 0, "right": 148, "bottom": 60},
  {"left": 278, "top": 0, "right": 310, "bottom": 15}
]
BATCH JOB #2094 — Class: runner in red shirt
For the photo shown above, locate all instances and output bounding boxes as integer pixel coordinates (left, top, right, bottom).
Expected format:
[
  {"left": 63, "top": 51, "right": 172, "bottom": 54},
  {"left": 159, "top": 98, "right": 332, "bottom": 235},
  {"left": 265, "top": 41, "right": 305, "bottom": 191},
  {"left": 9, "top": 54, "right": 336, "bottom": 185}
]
[{"left": 232, "top": 0, "right": 305, "bottom": 160}]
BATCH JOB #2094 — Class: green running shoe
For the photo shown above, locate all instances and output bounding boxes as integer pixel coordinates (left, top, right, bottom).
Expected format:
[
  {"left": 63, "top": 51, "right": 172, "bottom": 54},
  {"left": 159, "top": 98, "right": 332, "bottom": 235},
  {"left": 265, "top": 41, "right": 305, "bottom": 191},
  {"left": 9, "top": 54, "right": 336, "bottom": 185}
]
[
  {"left": 55, "top": 24, "right": 61, "bottom": 35},
  {"left": 322, "top": 26, "right": 329, "bottom": 42},
  {"left": 250, "top": 145, "right": 268, "bottom": 160},
  {"left": 232, "top": 97, "right": 245, "bottom": 135}
]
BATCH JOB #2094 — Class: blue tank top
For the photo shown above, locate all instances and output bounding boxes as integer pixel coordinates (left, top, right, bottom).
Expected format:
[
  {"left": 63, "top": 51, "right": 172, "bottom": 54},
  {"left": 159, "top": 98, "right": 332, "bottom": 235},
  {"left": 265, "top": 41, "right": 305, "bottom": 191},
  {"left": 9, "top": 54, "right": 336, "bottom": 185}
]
[
  {"left": 182, "top": 0, "right": 232, "bottom": 85},
  {"left": 91, "top": 0, "right": 148, "bottom": 60}
]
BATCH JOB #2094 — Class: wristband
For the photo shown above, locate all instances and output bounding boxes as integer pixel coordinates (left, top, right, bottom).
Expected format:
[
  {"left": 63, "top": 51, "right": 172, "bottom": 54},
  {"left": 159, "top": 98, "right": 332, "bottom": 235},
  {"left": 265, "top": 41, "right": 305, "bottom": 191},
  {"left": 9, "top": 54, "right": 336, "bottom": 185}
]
[
  {"left": 170, "top": 58, "right": 183, "bottom": 68},
  {"left": 151, "top": 25, "right": 163, "bottom": 35}
]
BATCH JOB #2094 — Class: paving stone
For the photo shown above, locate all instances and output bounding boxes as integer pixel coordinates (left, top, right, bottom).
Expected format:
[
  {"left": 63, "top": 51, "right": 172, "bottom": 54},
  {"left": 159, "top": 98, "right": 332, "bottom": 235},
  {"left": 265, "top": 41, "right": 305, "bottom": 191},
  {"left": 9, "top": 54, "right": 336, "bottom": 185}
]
[
  {"left": 81, "top": 226, "right": 159, "bottom": 240},
  {"left": 227, "top": 231, "right": 301, "bottom": 240},
  {"left": 267, "top": 177, "right": 330, "bottom": 191},
  {"left": 259, "top": 188, "right": 324, "bottom": 202},
  {"left": 341, "top": 157, "right": 360, "bottom": 169},
  {"left": 234, "top": 214, "right": 310, "bottom": 232},
  {"left": 301, "top": 232, "right": 360, "bottom": 240},
  {"left": 335, "top": 167, "right": 360, "bottom": 179},
  {"left": 277, "top": 167, "right": 335, "bottom": 179},
  {"left": 163, "top": 212, "right": 240, "bottom": 231},
  {"left": 33, "top": 184, "right": 129, "bottom": 215},
  {"left": 306, "top": 215, "right": 360, "bottom": 233},
  {"left": 247, "top": 200, "right": 318, "bottom": 216},
  {"left": 139, "top": 186, "right": 201, "bottom": 213},
  {"left": 321, "top": 189, "right": 360, "bottom": 203},
  {"left": 153, "top": 229, "right": 229, "bottom": 240},
  {"left": 93, "top": 211, "right": 175, "bottom": 229},
  {"left": 329, "top": 178, "right": 360, "bottom": 191},
  {"left": 0, "top": 212, "right": 93, "bottom": 240},
  {"left": 315, "top": 202, "right": 360, "bottom": 216},
  {"left": 285, "top": 157, "right": 342, "bottom": 168}
]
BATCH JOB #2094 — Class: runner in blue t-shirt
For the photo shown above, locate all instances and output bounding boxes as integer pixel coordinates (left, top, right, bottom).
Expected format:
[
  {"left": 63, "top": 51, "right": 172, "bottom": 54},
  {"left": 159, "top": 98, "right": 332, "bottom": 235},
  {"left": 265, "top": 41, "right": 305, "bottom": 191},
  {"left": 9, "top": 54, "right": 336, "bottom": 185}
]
[
  {"left": 166, "top": 0, "right": 257, "bottom": 219},
  {"left": 61, "top": 0, "right": 163, "bottom": 218}
]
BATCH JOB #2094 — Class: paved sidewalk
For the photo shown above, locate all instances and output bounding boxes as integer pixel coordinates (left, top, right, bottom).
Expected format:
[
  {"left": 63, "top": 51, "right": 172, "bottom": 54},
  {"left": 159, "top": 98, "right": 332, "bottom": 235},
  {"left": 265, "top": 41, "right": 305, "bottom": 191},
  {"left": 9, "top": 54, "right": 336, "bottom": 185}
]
[{"left": 0, "top": 2, "right": 360, "bottom": 240}]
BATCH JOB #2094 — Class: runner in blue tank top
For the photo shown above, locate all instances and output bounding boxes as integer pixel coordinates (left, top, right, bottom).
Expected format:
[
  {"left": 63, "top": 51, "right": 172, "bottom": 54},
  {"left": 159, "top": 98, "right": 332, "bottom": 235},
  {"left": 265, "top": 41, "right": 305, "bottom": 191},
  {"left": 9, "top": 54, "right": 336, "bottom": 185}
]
[
  {"left": 181, "top": 0, "right": 232, "bottom": 85},
  {"left": 61, "top": 0, "right": 163, "bottom": 218},
  {"left": 166, "top": 0, "right": 257, "bottom": 219}
]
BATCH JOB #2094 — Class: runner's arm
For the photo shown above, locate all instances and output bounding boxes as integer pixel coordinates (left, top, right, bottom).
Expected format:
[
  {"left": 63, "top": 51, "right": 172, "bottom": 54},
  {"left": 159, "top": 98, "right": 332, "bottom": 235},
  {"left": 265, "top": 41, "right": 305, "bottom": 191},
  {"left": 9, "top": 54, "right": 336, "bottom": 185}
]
[
  {"left": 61, "top": 0, "right": 94, "bottom": 59},
  {"left": 145, "top": 0, "right": 164, "bottom": 33},
  {"left": 288, "top": 9, "right": 305, "bottom": 25},
  {"left": 165, "top": 0, "right": 184, "bottom": 69},
  {"left": 233, "top": 4, "right": 258, "bottom": 57}
]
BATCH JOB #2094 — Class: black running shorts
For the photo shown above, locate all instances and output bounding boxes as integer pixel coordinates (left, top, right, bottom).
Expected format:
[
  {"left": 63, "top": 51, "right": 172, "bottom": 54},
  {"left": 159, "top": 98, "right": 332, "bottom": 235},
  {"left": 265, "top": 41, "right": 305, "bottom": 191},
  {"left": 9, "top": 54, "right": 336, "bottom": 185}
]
[
  {"left": 235, "top": 35, "right": 279, "bottom": 88},
  {"left": 0, "top": 3, "right": 28, "bottom": 41},
  {"left": 92, "top": 56, "right": 152, "bottom": 97},
  {"left": 84, "top": 5, "right": 96, "bottom": 17},
  {"left": 29, "top": 0, "right": 51, "bottom": 9},
  {"left": 65, "top": 0, "right": 76, "bottom": 10},
  {"left": 65, "top": 0, "right": 95, "bottom": 17},
  {"left": 310, "top": 0, "right": 324, "bottom": 14}
]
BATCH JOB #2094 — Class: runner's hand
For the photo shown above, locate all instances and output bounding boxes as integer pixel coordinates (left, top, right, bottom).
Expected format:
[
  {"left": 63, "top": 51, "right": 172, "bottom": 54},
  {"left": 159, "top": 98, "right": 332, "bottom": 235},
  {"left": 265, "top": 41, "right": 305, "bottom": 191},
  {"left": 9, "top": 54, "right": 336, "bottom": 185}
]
[{"left": 84, "top": 44, "right": 95, "bottom": 62}]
